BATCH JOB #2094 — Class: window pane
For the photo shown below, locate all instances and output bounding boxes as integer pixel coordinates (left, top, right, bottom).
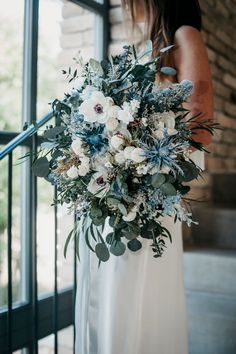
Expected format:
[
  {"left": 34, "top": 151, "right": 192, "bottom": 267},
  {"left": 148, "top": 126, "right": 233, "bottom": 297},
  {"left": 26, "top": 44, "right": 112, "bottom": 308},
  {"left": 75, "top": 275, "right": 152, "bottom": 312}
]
[
  {"left": 0, "top": 147, "right": 23, "bottom": 308},
  {"left": 0, "top": 0, "right": 24, "bottom": 132},
  {"left": 37, "top": 0, "right": 98, "bottom": 293}
]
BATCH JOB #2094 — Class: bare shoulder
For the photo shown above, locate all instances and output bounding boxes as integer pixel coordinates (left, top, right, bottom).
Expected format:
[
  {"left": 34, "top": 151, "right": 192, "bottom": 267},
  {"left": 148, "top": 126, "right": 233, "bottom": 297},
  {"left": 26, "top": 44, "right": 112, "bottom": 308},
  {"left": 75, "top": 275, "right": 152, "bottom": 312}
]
[{"left": 174, "top": 25, "right": 203, "bottom": 43}]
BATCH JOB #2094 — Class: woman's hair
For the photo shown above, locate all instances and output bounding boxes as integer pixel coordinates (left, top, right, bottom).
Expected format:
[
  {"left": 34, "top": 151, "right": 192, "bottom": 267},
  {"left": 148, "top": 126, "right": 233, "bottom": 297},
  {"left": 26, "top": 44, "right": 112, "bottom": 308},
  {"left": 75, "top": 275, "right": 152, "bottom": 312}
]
[{"left": 122, "top": 0, "right": 202, "bottom": 59}]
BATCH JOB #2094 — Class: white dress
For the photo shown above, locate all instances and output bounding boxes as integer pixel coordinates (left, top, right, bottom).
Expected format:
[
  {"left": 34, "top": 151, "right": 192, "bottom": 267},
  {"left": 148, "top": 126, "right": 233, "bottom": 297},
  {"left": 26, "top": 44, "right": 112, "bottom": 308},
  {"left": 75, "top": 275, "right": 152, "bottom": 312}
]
[{"left": 75, "top": 150, "right": 205, "bottom": 354}]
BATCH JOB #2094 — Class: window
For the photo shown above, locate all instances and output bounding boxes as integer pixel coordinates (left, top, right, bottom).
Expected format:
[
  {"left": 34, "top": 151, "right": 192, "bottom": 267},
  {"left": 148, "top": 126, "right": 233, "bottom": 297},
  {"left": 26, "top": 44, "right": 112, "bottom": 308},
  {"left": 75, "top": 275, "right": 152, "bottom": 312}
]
[{"left": 0, "top": 1, "right": 109, "bottom": 353}]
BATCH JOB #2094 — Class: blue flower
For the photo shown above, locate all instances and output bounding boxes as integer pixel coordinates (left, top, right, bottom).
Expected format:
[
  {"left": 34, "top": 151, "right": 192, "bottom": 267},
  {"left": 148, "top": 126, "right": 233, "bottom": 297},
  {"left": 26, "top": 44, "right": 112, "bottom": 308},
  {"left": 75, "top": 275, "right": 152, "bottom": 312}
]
[
  {"left": 76, "top": 124, "right": 108, "bottom": 155},
  {"left": 141, "top": 137, "right": 189, "bottom": 176}
]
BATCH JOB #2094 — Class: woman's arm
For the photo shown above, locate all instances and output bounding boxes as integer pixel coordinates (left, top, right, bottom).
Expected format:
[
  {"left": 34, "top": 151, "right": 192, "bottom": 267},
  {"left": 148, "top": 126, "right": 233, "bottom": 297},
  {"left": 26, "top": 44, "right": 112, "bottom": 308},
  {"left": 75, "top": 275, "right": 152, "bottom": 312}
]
[{"left": 173, "top": 25, "right": 214, "bottom": 147}]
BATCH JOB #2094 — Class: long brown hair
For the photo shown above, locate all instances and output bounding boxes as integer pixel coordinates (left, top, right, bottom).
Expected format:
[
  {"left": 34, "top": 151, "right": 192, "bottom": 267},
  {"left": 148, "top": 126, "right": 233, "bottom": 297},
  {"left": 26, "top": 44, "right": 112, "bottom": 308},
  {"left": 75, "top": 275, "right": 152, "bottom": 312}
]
[{"left": 122, "top": 0, "right": 202, "bottom": 60}]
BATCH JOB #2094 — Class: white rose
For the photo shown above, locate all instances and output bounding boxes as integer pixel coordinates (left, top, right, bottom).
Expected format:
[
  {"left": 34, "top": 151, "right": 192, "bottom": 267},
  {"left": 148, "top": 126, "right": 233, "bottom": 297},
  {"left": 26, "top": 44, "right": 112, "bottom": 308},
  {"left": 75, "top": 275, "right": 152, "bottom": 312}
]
[
  {"left": 123, "top": 146, "right": 135, "bottom": 160},
  {"left": 71, "top": 138, "right": 84, "bottom": 155},
  {"left": 114, "top": 151, "right": 126, "bottom": 164},
  {"left": 79, "top": 91, "right": 112, "bottom": 124},
  {"left": 106, "top": 117, "right": 119, "bottom": 131},
  {"left": 110, "top": 134, "right": 124, "bottom": 150},
  {"left": 67, "top": 166, "right": 79, "bottom": 179},
  {"left": 130, "top": 148, "right": 146, "bottom": 163},
  {"left": 80, "top": 85, "right": 96, "bottom": 100}
]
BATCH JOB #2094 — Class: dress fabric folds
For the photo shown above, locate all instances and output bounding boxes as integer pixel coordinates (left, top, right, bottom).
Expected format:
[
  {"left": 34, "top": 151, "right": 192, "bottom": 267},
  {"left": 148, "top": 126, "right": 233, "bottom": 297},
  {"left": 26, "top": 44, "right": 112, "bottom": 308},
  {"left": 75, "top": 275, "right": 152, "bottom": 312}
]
[{"left": 75, "top": 150, "right": 204, "bottom": 354}]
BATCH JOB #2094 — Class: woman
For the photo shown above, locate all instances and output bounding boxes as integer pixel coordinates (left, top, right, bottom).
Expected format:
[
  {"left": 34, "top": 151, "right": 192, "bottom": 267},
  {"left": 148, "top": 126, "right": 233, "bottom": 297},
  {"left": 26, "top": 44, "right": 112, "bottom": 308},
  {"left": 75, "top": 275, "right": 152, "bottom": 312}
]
[{"left": 75, "top": 1, "right": 214, "bottom": 353}]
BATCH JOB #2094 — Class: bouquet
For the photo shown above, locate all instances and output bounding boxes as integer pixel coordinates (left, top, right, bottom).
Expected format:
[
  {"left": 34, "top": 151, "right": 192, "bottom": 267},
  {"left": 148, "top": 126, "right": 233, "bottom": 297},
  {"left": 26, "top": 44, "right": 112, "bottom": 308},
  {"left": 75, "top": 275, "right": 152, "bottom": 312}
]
[{"left": 31, "top": 41, "right": 218, "bottom": 263}]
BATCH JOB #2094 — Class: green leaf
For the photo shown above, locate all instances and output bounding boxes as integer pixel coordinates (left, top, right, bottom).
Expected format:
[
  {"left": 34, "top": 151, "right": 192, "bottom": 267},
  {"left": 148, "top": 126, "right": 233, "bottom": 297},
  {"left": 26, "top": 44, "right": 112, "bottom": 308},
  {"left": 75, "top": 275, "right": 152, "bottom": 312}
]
[
  {"left": 151, "top": 173, "right": 166, "bottom": 188},
  {"left": 63, "top": 228, "right": 75, "bottom": 258},
  {"left": 44, "top": 126, "right": 65, "bottom": 140},
  {"left": 160, "top": 45, "right": 175, "bottom": 53},
  {"left": 127, "top": 239, "right": 142, "bottom": 252},
  {"left": 95, "top": 243, "right": 110, "bottom": 262},
  {"left": 110, "top": 241, "right": 126, "bottom": 256},
  {"left": 89, "top": 58, "right": 104, "bottom": 76},
  {"left": 106, "top": 233, "right": 114, "bottom": 245},
  {"left": 160, "top": 66, "right": 177, "bottom": 76},
  {"left": 90, "top": 206, "right": 103, "bottom": 218},
  {"left": 159, "top": 182, "right": 177, "bottom": 196},
  {"left": 177, "top": 161, "right": 200, "bottom": 182},
  {"left": 41, "top": 142, "right": 58, "bottom": 149},
  {"left": 32, "top": 157, "right": 50, "bottom": 177},
  {"left": 85, "top": 228, "right": 95, "bottom": 252},
  {"left": 118, "top": 203, "right": 128, "bottom": 216}
]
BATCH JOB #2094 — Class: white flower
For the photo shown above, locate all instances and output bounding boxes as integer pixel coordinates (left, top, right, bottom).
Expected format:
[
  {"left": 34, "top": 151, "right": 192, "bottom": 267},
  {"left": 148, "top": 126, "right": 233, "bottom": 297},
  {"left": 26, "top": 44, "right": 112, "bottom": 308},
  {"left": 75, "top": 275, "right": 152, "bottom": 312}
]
[
  {"left": 108, "top": 105, "right": 120, "bottom": 119},
  {"left": 167, "top": 128, "right": 178, "bottom": 136},
  {"left": 110, "top": 134, "right": 124, "bottom": 150},
  {"left": 158, "top": 111, "right": 176, "bottom": 129},
  {"left": 78, "top": 163, "right": 90, "bottom": 176},
  {"left": 114, "top": 151, "right": 126, "bottom": 164},
  {"left": 123, "top": 211, "right": 137, "bottom": 222},
  {"left": 130, "top": 99, "right": 140, "bottom": 113},
  {"left": 130, "top": 148, "right": 147, "bottom": 163},
  {"left": 87, "top": 172, "right": 109, "bottom": 198},
  {"left": 136, "top": 164, "right": 149, "bottom": 175},
  {"left": 118, "top": 109, "right": 134, "bottom": 124},
  {"left": 153, "top": 129, "right": 164, "bottom": 140},
  {"left": 71, "top": 138, "right": 84, "bottom": 155},
  {"left": 106, "top": 117, "right": 119, "bottom": 131},
  {"left": 80, "top": 155, "right": 90, "bottom": 166},
  {"left": 122, "top": 205, "right": 138, "bottom": 222},
  {"left": 80, "top": 85, "right": 97, "bottom": 100},
  {"left": 67, "top": 166, "right": 79, "bottom": 179},
  {"left": 141, "top": 118, "right": 148, "bottom": 126},
  {"left": 79, "top": 91, "right": 112, "bottom": 123},
  {"left": 123, "top": 146, "right": 135, "bottom": 160}
]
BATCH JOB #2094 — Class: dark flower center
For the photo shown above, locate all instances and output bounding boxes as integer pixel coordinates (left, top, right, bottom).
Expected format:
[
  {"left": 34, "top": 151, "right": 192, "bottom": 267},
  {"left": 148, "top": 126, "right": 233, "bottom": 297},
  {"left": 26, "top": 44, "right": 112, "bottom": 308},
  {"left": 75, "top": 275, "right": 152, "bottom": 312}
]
[
  {"left": 96, "top": 176, "right": 105, "bottom": 185},
  {"left": 94, "top": 104, "right": 103, "bottom": 114}
]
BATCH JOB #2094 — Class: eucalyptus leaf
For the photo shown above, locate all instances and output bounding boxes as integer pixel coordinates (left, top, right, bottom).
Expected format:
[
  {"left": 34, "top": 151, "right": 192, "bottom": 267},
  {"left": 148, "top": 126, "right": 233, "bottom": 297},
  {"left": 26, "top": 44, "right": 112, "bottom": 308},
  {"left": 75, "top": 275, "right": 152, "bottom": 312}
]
[
  {"left": 32, "top": 157, "right": 50, "bottom": 177},
  {"left": 41, "top": 142, "right": 58, "bottom": 149},
  {"left": 89, "top": 58, "right": 104, "bottom": 76},
  {"left": 160, "top": 67, "right": 177, "bottom": 76},
  {"left": 160, "top": 45, "right": 175, "bottom": 53},
  {"left": 127, "top": 238, "right": 142, "bottom": 252},
  {"left": 95, "top": 243, "right": 110, "bottom": 262},
  {"left": 63, "top": 228, "right": 75, "bottom": 258},
  {"left": 159, "top": 182, "right": 177, "bottom": 196},
  {"left": 110, "top": 241, "right": 126, "bottom": 256},
  {"left": 118, "top": 203, "right": 128, "bottom": 216},
  {"left": 177, "top": 161, "right": 200, "bottom": 182},
  {"left": 151, "top": 173, "right": 166, "bottom": 188},
  {"left": 44, "top": 126, "right": 65, "bottom": 140}
]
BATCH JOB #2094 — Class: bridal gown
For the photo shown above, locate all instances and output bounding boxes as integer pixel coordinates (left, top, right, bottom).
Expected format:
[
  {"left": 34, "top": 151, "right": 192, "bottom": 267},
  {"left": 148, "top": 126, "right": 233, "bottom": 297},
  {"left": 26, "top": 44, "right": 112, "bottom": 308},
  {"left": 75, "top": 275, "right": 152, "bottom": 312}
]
[{"left": 74, "top": 150, "right": 205, "bottom": 354}]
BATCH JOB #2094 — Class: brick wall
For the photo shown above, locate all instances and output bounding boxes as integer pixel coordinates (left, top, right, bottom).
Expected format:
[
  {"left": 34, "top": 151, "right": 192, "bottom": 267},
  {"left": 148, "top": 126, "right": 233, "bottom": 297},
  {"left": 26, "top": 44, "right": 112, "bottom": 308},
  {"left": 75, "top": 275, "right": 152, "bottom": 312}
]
[
  {"left": 110, "top": 0, "right": 236, "bottom": 203},
  {"left": 60, "top": 0, "right": 236, "bottom": 201}
]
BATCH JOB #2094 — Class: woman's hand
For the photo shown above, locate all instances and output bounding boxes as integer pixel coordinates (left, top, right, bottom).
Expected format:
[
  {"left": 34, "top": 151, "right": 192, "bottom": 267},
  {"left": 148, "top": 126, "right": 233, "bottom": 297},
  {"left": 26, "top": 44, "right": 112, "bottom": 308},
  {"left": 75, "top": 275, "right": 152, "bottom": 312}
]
[{"left": 173, "top": 25, "right": 214, "bottom": 148}]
